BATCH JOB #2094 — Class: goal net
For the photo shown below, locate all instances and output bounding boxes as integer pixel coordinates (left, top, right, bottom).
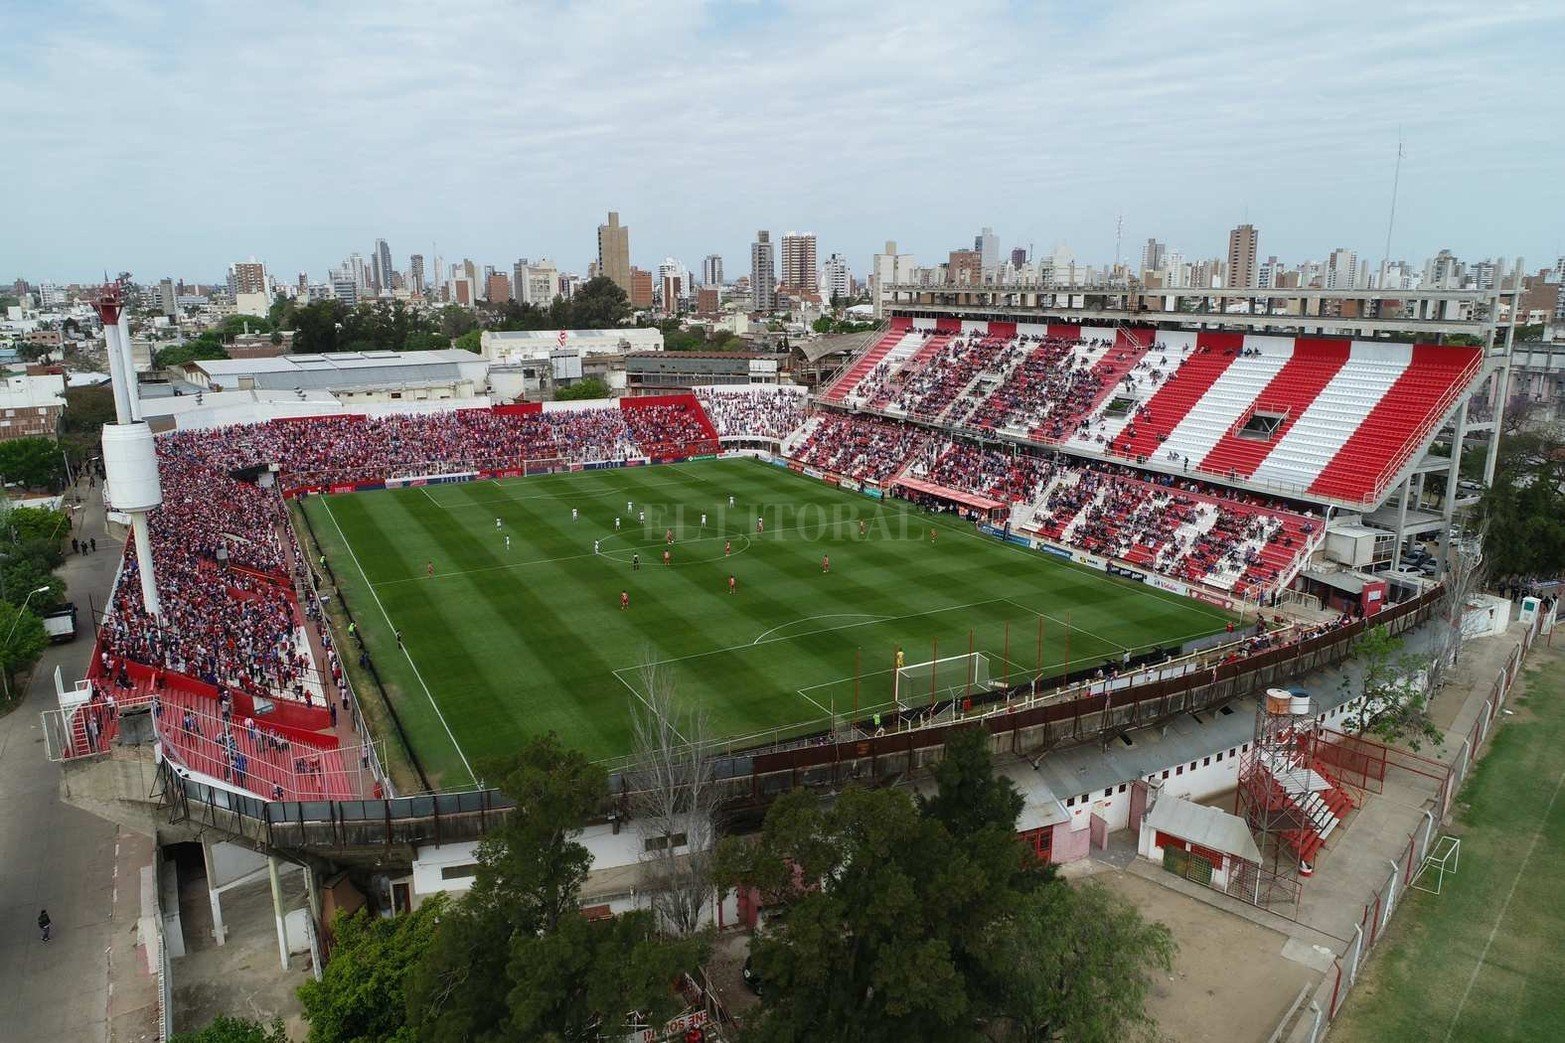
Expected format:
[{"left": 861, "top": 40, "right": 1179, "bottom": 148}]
[{"left": 895, "top": 651, "right": 992, "bottom": 707}]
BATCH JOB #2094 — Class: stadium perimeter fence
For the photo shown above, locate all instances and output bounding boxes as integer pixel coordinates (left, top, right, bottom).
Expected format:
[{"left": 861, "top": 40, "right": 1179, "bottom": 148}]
[{"left": 1278, "top": 605, "right": 1549, "bottom": 1043}]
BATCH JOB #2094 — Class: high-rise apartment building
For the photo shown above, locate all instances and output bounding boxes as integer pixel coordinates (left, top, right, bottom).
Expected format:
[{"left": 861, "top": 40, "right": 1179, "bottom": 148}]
[
  {"left": 1010, "top": 247, "right": 1028, "bottom": 268},
  {"left": 1325, "top": 248, "right": 1358, "bottom": 290},
  {"left": 1226, "top": 224, "right": 1258, "bottom": 290},
  {"left": 157, "top": 278, "right": 177, "bottom": 317},
  {"left": 822, "top": 253, "right": 852, "bottom": 302},
  {"left": 486, "top": 272, "right": 512, "bottom": 303},
  {"left": 871, "top": 241, "right": 917, "bottom": 319},
  {"left": 947, "top": 249, "right": 981, "bottom": 285},
  {"left": 409, "top": 254, "right": 426, "bottom": 295},
  {"left": 974, "top": 227, "right": 999, "bottom": 272},
  {"left": 629, "top": 267, "right": 654, "bottom": 309},
  {"left": 513, "top": 259, "right": 559, "bottom": 307},
  {"left": 751, "top": 231, "right": 777, "bottom": 313},
  {"left": 780, "top": 232, "right": 819, "bottom": 299},
  {"left": 1141, "top": 238, "right": 1166, "bottom": 278},
  {"left": 701, "top": 254, "right": 724, "bottom": 287},
  {"left": 228, "top": 259, "right": 268, "bottom": 296},
  {"left": 371, "top": 238, "right": 394, "bottom": 292},
  {"left": 597, "top": 211, "right": 632, "bottom": 295}
]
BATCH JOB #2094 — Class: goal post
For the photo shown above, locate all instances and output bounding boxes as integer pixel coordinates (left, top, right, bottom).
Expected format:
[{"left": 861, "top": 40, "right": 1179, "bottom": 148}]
[{"left": 894, "top": 651, "right": 991, "bottom": 708}]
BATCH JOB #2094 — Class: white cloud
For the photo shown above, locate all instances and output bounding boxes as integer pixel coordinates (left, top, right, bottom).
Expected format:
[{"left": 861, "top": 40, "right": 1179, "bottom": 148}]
[{"left": 2, "top": 0, "right": 1561, "bottom": 281}]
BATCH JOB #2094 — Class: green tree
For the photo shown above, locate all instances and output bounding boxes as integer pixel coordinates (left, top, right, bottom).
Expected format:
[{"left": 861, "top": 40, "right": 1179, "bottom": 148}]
[
  {"left": 554, "top": 377, "right": 610, "bottom": 401},
  {"left": 59, "top": 385, "right": 116, "bottom": 455},
  {"left": 0, "top": 437, "right": 68, "bottom": 491},
  {"left": 289, "top": 299, "right": 348, "bottom": 353},
  {"left": 155, "top": 340, "right": 230, "bottom": 369},
  {"left": 985, "top": 883, "right": 1174, "bottom": 1043},
  {"left": 170, "top": 1015, "right": 288, "bottom": 1043},
  {"left": 298, "top": 896, "right": 444, "bottom": 1043},
  {"left": 219, "top": 313, "right": 273, "bottom": 339},
  {"left": 566, "top": 276, "right": 631, "bottom": 329},
  {"left": 1480, "top": 429, "right": 1565, "bottom": 578},
  {"left": 453, "top": 329, "right": 482, "bottom": 354},
  {"left": 406, "top": 735, "right": 707, "bottom": 1043},
  {"left": 437, "top": 304, "right": 479, "bottom": 340},
  {"left": 1340, "top": 625, "right": 1442, "bottom": 752},
  {"left": 6, "top": 505, "right": 71, "bottom": 545},
  {"left": 0, "top": 600, "right": 48, "bottom": 693}
]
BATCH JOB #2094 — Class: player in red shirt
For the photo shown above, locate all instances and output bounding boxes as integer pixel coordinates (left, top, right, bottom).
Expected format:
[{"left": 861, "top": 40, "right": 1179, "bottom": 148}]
[
  {"left": 756, "top": 516, "right": 764, "bottom": 534},
  {"left": 426, "top": 560, "right": 434, "bottom": 578},
  {"left": 665, "top": 528, "right": 674, "bottom": 545},
  {"left": 620, "top": 590, "right": 630, "bottom": 610},
  {"left": 821, "top": 554, "right": 830, "bottom": 573},
  {"left": 930, "top": 527, "right": 937, "bottom": 544},
  {"left": 724, "top": 540, "right": 731, "bottom": 556},
  {"left": 663, "top": 549, "right": 672, "bottom": 566},
  {"left": 728, "top": 574, "right": 737, "bottom": 594}
]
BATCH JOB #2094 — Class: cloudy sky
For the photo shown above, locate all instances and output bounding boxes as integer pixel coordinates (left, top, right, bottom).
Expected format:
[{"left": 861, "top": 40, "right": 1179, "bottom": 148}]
[{"left": 4, "top": 0, "right": 1562, "bottom": 285}]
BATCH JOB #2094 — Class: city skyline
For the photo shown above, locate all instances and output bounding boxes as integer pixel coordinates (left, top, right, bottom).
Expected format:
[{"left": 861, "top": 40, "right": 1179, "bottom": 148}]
[{"left": 3, "top": 1, "right": 1563, "bottom": 282}]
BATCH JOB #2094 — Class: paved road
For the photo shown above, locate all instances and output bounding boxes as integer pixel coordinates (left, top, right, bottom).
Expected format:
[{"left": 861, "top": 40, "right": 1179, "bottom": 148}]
[{"left": 0, "top": 484, "right": 124, "bottom": 1042}]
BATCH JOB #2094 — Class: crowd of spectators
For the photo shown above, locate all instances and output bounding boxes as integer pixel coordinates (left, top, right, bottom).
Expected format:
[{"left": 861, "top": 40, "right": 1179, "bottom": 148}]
[
  {"left": 695, "top": 387, "right": 807, "bottom": 440},
  {"left": 790, "top": 413, "right": 932, "bottom": 483},
  {"left": 621, "top": 402, "right": 715, "bottom": 455},
  {"left": 889, "top": 332, "right": 1025, "bottom": 422}
]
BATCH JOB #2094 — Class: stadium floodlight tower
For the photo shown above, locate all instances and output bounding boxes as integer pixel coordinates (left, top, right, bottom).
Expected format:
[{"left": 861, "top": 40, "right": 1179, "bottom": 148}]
[{"left": 92, "top": 283, "right": 162, "bottom": 616}]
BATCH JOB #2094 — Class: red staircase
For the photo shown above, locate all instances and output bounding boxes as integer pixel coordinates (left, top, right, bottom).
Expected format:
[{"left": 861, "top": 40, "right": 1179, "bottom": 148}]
[
  {"left": 1198, "top": 340, "right": 1352, "bottom": 477},
  {"left": 1307, "top": 344, "right": 1482, "bottom": 503}
]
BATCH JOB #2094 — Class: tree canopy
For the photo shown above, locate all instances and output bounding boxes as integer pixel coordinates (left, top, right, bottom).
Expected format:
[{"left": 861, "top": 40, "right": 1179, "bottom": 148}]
[
  {"left": 401, "top": 735, "right": 706, "bottom": 1043},
  {"left": 1480, "top": 428, "right": 1565, "bottom": 579},
  {"left": 553, "top": 377, "right": 610, "bottom": 402},
  {"left": 0, "top": 437, "right": 69, "bottom": 491},
  {"left": 715, "top": 725, "right": 1173, "bottom": 1043},
  {"left": 298, "top": 895, "right": 445, "bottom": 1043},
  {"left": 170, "top": 1016, "right": 289, "bottom": 1043},
  {"left": 1341, "top": 624, "right": 1442, "bottom": 752}
]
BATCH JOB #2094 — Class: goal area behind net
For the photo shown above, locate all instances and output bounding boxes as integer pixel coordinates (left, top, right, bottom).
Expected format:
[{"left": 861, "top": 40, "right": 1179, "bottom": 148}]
[{"left": 895, "top": 651, "right": 992, "bottom": 708}]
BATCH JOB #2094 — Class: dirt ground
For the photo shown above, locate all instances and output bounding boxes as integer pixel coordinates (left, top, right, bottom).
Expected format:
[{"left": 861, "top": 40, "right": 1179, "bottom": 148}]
[{"left": 1093, "top": 870, "right": 1324, "bottom": 1043}]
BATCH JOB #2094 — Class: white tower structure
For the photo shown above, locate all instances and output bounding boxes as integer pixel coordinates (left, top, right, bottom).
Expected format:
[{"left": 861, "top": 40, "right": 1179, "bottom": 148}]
[{"left": 93, "top": 284, "right": 162, "bottom": 616}]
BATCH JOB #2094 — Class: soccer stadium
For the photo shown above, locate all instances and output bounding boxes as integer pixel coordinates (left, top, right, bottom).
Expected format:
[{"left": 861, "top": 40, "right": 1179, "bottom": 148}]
[{"left": 56, "top": 289, "right": 1503, "bottom": 807}]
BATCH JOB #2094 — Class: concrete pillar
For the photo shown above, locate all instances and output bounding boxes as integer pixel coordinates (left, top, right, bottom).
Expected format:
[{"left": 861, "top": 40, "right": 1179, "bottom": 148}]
[
  {"left": 1391, "top": 477, "right": 1413, "bottom": 570},
  {"left": 1442, "top": 401, "right": 1467, "bottom": 532},
  {"left": 202, "top": 838, "right": 226, "bottom": 946},
  {"left": 268, "top": 855, "right": 289, "bottom": 971}
]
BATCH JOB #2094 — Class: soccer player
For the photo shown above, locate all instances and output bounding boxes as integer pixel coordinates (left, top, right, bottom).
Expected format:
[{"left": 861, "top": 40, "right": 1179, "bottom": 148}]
[
  {"left": 505, "top": 534, "right": 511, "bottom": 551},
  {"left": 662, "top": 549, "right": 671, "bottom": 566},
  {"left": 821, "top": 554, "right": 830, "bottom": 573},
  {"left": 495, "top": 517, "right": 502, "bottom": 530},
  {"left": 638, "top": 510, "right": 645, "bottom": 524},
  {"left": 571, "top": 508, "right": 578, "bottom": 521},
  {"left": 426, "top": 560, "right": 434, "bottom": 578},
  {"left": 665, "top": 528, "right": 674, "bottom": 545},
  {"left": 615, "top": 517, "right": 621, "bottom": 530},
  {"left": 859, "top": 518, "right": 867, "bottom": 537},
  {"left": 724, "top": 540, "right": 731, "bottom": 556},
  {"left": 627, "top": 500, "right": 634, "bottom": 512},
  {"left": 756, "top": 516, "right": 764, "bottom": 534},
  {"left": 594, "top": 539, "right": 600, "bottom": 554},
  {"left": 700, "top": 512, "right": 707, "bottom": 528},
  {"left": 620, "top": 590, "right": 630, "bottom": 610},
  {"left": 728, "top": 495, "right": 735, "bottom": 507},
  {"left": 930, "top": 527, "right": 937, "bottom": 543},
  {"left": 632, "top": 553, "right": 641, "bottom": 571},
  {"left": 728, "top": 574, "right": 737, "bottom": 594}
]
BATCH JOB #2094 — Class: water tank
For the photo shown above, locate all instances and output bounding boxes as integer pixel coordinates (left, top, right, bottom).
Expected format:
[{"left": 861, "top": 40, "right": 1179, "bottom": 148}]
[
  {"left": 1265, "top": 689, "right": 1292, "bottom": 715},
  {"left": 101, "top": 423, "right": 162, "bottom": 512},
  {"left": 1289, "top": 693, "right": 1312, "bottom": 715}
]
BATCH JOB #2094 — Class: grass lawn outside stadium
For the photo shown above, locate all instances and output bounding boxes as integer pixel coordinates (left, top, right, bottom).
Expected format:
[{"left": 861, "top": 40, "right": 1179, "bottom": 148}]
[{"left": 300, "top": 458, "right": 1231, "bottom": 788}]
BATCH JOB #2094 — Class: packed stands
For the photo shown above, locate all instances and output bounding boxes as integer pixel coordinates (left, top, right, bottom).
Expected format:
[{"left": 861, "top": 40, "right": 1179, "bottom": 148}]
[
  {"left": 695, "top": 386, "right": 807, "bottom": 440},
  {"left": 789, "top": 413, "right": 932, "bottom": 483}
]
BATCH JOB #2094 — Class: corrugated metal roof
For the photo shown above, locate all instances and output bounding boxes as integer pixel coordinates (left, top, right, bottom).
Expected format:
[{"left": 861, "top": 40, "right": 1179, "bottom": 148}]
[{"left": 1144, "top": 797, "right": 1261, "bottom": 862}]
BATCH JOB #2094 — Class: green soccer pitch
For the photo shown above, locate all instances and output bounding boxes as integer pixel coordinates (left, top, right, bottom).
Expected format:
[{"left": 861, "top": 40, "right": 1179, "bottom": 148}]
[{"left": 300, "top": 458, "right": 1232, "bottom": 787}]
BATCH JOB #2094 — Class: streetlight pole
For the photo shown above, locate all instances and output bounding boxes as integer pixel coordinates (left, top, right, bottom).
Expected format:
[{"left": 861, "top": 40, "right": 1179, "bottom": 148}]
[{"left": 2, "top": 586, "right": 53, "bottom": 702}]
